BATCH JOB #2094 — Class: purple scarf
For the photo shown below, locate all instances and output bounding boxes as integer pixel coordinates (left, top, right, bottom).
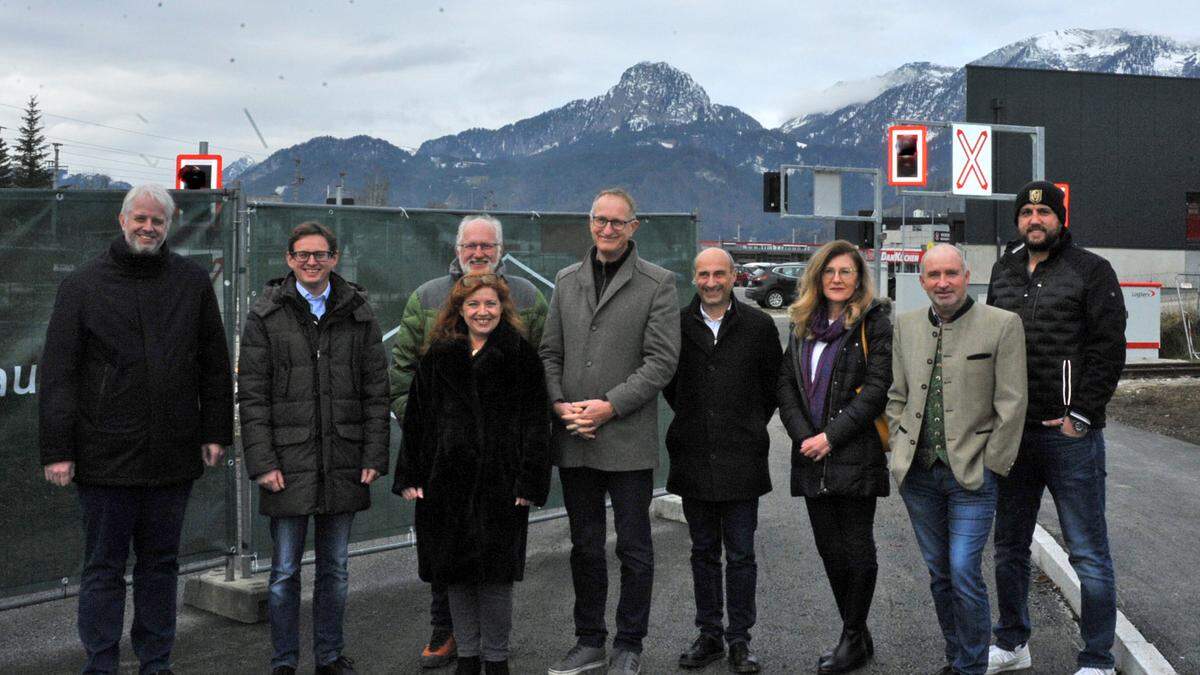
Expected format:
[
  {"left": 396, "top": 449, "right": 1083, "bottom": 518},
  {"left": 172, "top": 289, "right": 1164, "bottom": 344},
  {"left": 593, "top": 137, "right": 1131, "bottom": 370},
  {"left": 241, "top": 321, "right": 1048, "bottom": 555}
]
[{"left": 801, "top": 306, "right": 851, "bottom": 425}]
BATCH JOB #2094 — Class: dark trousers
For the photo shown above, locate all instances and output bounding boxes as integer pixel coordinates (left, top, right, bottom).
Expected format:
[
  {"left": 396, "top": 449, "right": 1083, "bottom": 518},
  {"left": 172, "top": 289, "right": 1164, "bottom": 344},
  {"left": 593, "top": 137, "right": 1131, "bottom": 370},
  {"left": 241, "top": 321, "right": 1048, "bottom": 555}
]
[
  {"left": 804, "top": 495, "right": 878, "bottom": 633},
  {"left": 447, "top": 582, "right": 514, "bottom": 661},
  {"left": 681, "top": 497, "right": 759, "bottom": 645},
  {"left": 430, "top": 583, "right": 452, "bottom": 631},
  {"left": 993, "top": 428, "right": 1116, "bottom": 670},
  {"left": 76, "top": 482, "right": 192, "bottom": 675},
  {"left": 559, "top": 467, "right": 654, "bottom": 653}
]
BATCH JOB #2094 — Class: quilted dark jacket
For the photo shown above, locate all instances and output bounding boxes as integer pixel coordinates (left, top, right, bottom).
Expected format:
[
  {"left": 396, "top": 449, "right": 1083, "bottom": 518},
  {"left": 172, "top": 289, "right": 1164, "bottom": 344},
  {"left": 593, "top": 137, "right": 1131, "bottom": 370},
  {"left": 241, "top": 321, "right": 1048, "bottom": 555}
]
[
  {"left": 238, "top": 273, "right": 391, "bottom": 517},
  {"left": 777, "top": 301, "right": 892, "bottom": 498},
  {"left": 986, "top": 228, "right": 1125, "bottom": 429}
]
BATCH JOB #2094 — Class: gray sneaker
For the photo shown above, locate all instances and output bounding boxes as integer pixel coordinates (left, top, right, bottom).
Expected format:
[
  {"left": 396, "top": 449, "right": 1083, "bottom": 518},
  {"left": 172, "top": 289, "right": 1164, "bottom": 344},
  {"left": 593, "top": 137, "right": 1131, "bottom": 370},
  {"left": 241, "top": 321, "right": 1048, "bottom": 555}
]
[
  {"left": 607, "top": 649, "right": 641, "bottom": 675},
  {"left": 547, "top": 644, "right": 607, "bottom": 675}
]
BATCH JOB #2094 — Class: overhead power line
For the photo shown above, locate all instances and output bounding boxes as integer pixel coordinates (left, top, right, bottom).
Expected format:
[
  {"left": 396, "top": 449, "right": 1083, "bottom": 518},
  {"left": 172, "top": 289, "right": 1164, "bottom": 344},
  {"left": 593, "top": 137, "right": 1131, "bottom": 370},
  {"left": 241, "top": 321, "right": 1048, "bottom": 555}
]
[
  {"left": 0, "top": 101, "right": 266, "bottom": 159},
  {"left": 47, "top": 135, "right": 174, "bottom": 162},
  {"left": 60, "top": 149, "right": 174, "bottom": 169}
]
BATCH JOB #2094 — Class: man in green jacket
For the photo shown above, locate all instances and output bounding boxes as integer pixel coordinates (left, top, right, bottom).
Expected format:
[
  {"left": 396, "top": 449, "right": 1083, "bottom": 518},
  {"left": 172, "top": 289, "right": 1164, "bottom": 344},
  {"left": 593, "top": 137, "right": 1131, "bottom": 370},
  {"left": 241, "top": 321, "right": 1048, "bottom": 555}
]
[{"left": 387, "top": 213, "right": 548, "bottom": 668}]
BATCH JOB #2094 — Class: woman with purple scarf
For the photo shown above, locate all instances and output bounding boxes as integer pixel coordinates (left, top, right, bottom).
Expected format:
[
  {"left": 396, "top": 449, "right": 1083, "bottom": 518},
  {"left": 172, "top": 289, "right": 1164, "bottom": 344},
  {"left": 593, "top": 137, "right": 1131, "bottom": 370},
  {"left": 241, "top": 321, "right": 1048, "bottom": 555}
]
[{"left": 777, "top": 240, "right": 893, "bottom": 674}]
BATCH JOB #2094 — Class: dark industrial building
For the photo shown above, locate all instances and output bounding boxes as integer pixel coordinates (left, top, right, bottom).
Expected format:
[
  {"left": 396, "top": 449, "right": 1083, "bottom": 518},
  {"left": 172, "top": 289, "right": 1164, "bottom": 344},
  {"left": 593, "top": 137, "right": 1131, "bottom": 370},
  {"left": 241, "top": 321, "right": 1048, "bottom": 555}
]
[{"left": 964, "top": 65, "right": 1200, "bottom": 253}]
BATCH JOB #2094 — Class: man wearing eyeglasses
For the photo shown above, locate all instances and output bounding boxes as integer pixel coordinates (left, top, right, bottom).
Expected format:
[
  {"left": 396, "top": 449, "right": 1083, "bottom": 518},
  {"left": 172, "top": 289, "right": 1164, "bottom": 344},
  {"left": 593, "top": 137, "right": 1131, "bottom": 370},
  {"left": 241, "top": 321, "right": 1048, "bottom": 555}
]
[
  {"left": 387, "top": 213, "right": 548, "bottom": 669},
  {"left": 541, "top": 188, "right": 680, "bottom": 675},
  {"left": 239, "top": 221, "right": 391, "bottom": 674}
]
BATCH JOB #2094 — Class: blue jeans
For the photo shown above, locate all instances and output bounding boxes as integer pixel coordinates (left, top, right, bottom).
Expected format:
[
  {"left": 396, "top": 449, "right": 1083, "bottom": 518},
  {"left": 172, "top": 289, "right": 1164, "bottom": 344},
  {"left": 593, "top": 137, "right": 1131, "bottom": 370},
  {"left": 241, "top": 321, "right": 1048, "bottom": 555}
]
[
  {"left": 76, "top": 482, "right": 192, "bottom": 675},
  {"left": 900, "top": 461, "right": 997, "bottom": 675},
  {"left": 994, "top": 428, "right": 1116, "bottom": 669},
  {"left": 559, "top": 467, "right": 654, "bottom": 653},
  {"left": 681, "top": 497, "right": 759, "bottom": 645},
  {"left": 268, "top": 512, "right": 355, "bottom": 669}
]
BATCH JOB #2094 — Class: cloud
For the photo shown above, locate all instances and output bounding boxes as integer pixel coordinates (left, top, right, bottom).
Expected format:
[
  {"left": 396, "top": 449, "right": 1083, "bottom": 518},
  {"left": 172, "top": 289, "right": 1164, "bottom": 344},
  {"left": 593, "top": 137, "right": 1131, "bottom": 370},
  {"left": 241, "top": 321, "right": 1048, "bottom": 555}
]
[{"left": 336, "top": 43, "right": 467, "bottom": 76}]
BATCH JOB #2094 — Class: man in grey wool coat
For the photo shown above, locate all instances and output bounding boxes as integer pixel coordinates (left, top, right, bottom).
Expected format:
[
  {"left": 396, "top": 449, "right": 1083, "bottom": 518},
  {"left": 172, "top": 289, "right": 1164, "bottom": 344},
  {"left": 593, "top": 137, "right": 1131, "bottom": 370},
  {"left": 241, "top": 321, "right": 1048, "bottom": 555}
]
[{"left": 540, "top": 188, "right": 680, "bottom": 675}]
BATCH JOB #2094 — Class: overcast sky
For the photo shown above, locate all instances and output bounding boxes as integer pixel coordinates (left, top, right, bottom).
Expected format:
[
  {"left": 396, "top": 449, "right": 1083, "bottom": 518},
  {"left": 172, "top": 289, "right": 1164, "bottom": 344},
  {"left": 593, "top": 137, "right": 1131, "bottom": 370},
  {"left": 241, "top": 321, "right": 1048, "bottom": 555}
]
[{"left": 2, "top": 0, "right": 1198, "bottom": 184}]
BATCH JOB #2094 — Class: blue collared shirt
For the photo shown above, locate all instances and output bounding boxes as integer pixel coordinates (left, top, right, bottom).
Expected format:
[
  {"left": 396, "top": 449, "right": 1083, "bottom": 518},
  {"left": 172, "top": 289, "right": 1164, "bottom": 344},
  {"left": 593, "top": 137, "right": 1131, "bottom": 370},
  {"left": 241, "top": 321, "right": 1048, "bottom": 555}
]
[{"left": 296, "top": 280, "right": 331, "bottom": 320}]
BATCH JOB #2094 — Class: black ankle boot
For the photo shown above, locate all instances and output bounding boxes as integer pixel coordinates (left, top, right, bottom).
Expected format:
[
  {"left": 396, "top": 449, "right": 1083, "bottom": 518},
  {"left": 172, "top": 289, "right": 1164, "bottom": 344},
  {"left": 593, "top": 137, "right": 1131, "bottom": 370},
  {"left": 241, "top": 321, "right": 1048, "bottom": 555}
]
[
  {"left": 483, "top": 660, "right": 509, "bottom": 675},
  {"left": 455, "top": 656, "right": 481, "bottom": 675},
  {"left": 817, "top": 628, "right": 871, "bottom": 674}
]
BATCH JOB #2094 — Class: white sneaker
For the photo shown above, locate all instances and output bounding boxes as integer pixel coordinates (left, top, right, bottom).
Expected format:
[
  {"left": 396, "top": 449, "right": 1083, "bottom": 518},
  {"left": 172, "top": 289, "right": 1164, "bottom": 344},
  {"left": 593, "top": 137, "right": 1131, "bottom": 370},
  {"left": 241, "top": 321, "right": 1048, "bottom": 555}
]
[
  {"left": 986, "top": 643, "right": 1031, "bottom": 674},
  {"left": 1073, "top": 669, "right": 1115, "bottom": 675}
]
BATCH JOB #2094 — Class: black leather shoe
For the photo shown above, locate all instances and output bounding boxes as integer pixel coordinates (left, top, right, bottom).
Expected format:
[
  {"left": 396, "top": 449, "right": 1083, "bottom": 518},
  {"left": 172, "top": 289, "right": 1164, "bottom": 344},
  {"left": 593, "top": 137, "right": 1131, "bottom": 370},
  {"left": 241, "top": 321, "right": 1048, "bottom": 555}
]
[
  {"left": 679, "top": 634, "right": 725, "bottom": 669},
  {"left": 454, "top": 656, "right": 481, "bottom": 675},
  {"left": 820, "top": 628, "right": 872, "bottom": 670},
  {"left": 315, "top": 655, "right": 356, "bottom": 674},
  {"left": 818, "top": 628, "right": 870, "bottom": 674},
  {"left": 727, "top": 642, "right": 761, "bottom": 673},
  {"left": 482, "top": 659, "right": 508, "bottom": 675},
  {"left": 271, "top": 667, "right": 296, "bottom": 675}
]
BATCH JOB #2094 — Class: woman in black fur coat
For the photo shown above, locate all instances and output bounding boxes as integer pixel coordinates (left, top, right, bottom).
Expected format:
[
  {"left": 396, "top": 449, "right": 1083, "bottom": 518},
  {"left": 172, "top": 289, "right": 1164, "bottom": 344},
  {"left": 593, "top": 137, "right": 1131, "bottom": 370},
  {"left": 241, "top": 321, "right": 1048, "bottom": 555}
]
[{"left": 394, "top": 274, "right": 551, "bottom": 675}]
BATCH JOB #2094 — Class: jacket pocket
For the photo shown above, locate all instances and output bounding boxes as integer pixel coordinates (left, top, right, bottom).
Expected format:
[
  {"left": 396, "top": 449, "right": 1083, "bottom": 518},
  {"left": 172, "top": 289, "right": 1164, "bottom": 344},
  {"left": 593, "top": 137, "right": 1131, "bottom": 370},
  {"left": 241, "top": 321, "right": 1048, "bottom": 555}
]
[
  {"left": 334, "top": 424, "right": 364, "bottom": 441},
  {"left": 273, "top": 425, "right": 312, "bottom": 446},
  {"left": 966, "top": 353, "right": 993, "bottom": 360},
  {"left": 975, "top": 428, "right": 993, "bottom": 435}
]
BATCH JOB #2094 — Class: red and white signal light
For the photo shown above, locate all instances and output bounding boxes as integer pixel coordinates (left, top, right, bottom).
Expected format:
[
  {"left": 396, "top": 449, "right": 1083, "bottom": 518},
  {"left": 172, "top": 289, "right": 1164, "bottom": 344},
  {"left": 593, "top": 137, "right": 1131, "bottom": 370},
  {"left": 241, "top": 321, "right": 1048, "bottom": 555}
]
[{"left": 886, "top": 125, "right": 927, "bottom": 187}]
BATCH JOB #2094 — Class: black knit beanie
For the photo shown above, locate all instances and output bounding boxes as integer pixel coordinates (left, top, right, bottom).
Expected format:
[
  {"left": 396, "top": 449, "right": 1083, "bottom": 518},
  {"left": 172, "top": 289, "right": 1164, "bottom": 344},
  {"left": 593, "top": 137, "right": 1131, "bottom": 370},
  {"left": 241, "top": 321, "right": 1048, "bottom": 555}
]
[{"left": 1013, "top": 181, "right": 1066, "bottom": 225}]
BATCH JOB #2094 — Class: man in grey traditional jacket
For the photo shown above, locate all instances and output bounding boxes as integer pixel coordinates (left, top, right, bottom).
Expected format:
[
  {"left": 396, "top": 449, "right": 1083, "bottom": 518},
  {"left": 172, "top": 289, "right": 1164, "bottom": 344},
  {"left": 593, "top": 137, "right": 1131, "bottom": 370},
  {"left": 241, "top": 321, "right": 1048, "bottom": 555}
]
[
  {"left": 888, "top": 244, "right": 1027, "bottom": 675},
  {"left": 541, "top": 188, "right": 680, "bottom": 675}
]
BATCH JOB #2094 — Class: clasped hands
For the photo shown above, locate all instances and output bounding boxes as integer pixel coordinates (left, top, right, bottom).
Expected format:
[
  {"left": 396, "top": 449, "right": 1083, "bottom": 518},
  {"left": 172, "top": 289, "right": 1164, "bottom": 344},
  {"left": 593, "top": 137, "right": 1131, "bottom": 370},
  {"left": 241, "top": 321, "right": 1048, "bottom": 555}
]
[
  {"left": 800, "top": 432, "right": 832, "bottom": 461},
  {"left": 553, "top": 399, "right": 615, "bottom": 441}
]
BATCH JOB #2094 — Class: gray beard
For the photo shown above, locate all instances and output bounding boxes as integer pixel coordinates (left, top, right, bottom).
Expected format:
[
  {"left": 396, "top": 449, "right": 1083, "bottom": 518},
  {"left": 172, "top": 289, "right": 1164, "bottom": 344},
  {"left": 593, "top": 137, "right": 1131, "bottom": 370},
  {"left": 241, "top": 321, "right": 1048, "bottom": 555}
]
[{"left": 125, "top": 233, "right": 164, "bottom": 255}]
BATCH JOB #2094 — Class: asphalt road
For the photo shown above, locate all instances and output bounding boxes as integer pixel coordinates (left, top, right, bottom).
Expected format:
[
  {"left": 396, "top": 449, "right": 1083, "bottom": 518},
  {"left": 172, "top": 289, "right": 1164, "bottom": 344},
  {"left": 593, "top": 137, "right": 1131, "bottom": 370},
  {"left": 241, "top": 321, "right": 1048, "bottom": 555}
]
[{"left": 0, "top": 421, "right": 1084, "bottom": 674}]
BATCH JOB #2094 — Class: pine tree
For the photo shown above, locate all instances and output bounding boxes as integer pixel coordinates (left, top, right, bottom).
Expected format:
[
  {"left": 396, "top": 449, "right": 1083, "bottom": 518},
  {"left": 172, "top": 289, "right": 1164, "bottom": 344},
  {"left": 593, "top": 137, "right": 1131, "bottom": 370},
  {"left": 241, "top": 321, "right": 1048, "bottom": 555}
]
[
  {"left": 14, "top": 95, "right": 52, "bottom": 188},
  {"left": 0, "top": 128, "right": 14, "bottom": 188}
]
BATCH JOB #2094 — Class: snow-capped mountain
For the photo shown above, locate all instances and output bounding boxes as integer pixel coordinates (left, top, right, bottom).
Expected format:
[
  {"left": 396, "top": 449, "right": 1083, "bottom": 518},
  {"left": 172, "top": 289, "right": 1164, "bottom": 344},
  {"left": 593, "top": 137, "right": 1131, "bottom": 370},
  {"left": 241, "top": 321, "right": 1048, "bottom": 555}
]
[
  {"left": 234, "top": 29, "right": 1200, "bottom": 239},
  {"left": 418, "top": 61, "right": 761, "bottom": 161},
  {"left": 974, "top": 28, "right": 1200, "bottom": 77},
  {"left": 782, "top": 28, "right": 1200, "bottom": 150},
  {"left": 221, "top": 156, "right": 258, "bottom": 182}
]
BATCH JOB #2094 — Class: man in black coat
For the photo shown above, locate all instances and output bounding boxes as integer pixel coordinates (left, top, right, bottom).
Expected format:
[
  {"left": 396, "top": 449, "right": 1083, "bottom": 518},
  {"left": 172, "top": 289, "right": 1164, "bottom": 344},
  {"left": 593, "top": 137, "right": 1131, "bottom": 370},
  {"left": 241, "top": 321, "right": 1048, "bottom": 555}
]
[
  {"left": 38, "top": 184, "right": 234, "bottom": 675},
  {"left": 663, "top": 247, "right": 782, "bottom": 674},
  {"left": 238, "top": 221, "right": 390, "bottom": 675},
  {"left": 985, "top": 182, "right": 1125, "bottom": 675}
]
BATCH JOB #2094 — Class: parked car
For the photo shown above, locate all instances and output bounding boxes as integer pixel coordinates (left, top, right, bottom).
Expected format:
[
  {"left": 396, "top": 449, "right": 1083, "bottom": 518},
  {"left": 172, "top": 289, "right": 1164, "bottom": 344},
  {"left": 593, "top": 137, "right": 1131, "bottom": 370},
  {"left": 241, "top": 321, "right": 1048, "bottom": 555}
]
[
  {"left": 734, "top": 265, "right": 751, "bottom": 287},
  {"left": 745, "top": 262, "right": 806, "bottom": 309}
]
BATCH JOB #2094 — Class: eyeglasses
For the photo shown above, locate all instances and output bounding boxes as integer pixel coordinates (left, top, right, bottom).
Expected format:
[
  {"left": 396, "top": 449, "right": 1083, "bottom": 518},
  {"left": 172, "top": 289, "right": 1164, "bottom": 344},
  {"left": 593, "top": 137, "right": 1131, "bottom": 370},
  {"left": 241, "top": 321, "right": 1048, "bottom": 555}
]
[
  {"left": 591, "top": 216, "right": 635, "bottom": 232},
  {"left": 823, "top": 267, "right": 858, "bottom": 278},
  {"left": 461, "top": 273, "right": 500, "bottom": 288},
  {"left": 290, "top": 250, "right": 334, "bottom": 262},
  {"left": 457, "top": 242, "right": 498, "bottom": 252}
]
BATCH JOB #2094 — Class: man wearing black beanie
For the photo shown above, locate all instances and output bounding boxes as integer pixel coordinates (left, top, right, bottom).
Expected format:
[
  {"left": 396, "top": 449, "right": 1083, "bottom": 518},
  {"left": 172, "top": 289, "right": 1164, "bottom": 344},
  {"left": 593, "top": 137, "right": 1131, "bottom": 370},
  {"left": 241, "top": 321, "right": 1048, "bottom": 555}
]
[{"left": 984, "top": 181, "right": 1125, "bottom": 675}]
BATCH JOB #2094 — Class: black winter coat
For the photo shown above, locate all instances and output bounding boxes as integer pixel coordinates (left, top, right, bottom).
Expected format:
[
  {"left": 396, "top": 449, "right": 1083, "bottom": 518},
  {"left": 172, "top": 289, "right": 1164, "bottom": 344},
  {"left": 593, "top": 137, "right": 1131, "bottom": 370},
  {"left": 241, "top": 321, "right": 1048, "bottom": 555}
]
[
  {"left": 777, "top": 302, "right": 892, "bottom": 498},
  {"left": 238, "top": 273, "right": 391, "bottom": 517},
  {"left": 663, "top": 296, "right": 782, "bottom": 501},
  {"left": 39, "top": 237, "right": 233, "bottom": 486},
  {"left": 393, "top": 320, "right": 551, "bottom": 584},
  {"left": 987, "top": 229, "right": 1125, "bottom": 429}
]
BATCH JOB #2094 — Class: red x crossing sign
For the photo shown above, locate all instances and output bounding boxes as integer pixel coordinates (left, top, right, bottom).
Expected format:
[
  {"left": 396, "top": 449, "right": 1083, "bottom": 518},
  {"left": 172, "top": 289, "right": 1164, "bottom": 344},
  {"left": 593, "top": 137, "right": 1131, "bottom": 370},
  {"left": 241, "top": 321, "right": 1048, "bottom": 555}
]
[{"left": 951, "top": 123, "right": 992, "bottom": 196}]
